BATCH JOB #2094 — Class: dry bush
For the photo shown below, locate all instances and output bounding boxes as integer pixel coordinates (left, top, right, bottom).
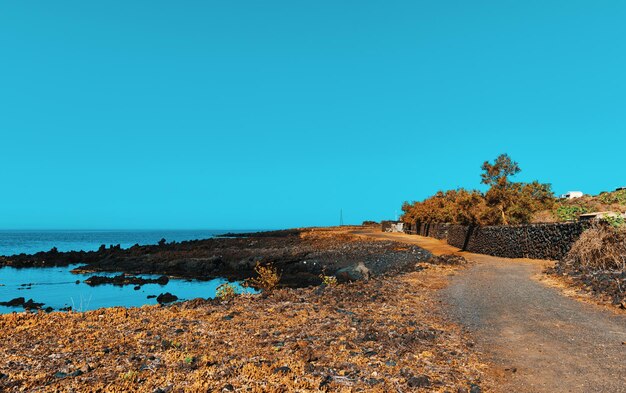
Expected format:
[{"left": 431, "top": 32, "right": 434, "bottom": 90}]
[
  {"left": 566, "top": 223, "right": 626, "bottom": 271},
  {"left": 245, "top": 262, "right": 281, "bottom": 292}
]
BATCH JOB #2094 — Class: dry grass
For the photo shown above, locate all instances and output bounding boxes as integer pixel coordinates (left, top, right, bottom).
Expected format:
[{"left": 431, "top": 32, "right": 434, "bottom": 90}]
[
  {"left": 548, "top": 223, "right": 626, "bottom": 308},
  {"left": 0, "top": 266, "right": 487, "bottom": 392},
  {"left": 566, "top": 223, "right": 626, "bottom": 271}
]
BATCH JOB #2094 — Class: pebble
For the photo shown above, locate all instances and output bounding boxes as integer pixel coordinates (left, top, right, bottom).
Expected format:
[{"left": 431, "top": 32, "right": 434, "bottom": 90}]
[
  {"left": 407, "top": 375, "right": 430, "bottom": 388},
  {"left": 273, "top": 366, "right": 291, "bottom": 374}
]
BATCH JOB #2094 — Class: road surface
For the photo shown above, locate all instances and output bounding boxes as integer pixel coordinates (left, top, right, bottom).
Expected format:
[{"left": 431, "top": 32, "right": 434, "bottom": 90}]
[{"left": 353, "top": 229, "right": 626, "bottom": 392}]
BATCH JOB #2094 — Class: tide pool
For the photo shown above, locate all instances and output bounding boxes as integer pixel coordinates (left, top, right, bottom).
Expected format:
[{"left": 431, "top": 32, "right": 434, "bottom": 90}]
[{"left": 0, "top": 264, "right": 253, "bottom": 314}]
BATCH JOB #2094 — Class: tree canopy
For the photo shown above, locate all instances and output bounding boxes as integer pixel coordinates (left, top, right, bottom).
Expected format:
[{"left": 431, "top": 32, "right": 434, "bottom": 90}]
[{"left": 401, "top": 154, "right": 555, "bottom": 226}]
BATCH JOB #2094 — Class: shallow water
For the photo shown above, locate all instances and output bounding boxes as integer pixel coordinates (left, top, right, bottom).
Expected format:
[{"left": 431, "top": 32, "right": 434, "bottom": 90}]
[{"left": 0, "top": 265, "right": 254, "bottom": 314}]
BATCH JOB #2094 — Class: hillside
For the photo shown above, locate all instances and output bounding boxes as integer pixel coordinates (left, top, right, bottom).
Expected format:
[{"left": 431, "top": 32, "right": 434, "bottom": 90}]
[{"left": 534, "top": 189, "right": 626, "bottom": 222}]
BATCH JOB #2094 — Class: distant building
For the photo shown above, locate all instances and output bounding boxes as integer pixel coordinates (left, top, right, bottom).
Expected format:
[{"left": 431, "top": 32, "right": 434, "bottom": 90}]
[
  {"left": 560, "top": 191, "right": 584, "bottom": 199},
  {"left": 381, "top": 221, "right": 404, "bottom": 233}
]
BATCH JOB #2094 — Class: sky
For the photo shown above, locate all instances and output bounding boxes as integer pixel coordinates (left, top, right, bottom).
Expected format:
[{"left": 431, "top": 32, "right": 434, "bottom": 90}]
[{"left": 1, "top": 1, "right": 625, "bottom": 229}]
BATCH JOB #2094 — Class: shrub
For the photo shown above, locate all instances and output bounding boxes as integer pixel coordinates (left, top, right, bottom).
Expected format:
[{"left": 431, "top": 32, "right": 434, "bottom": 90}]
[
  {"left": 245, "top": 262, "right": 281, "bottom": 292},
  {"left": 601, "top": 215, "right": 625, "bottom": 228},
  {"left": 554, "top": 205, "right": 589, "bottom": 222},
  {"left": 566, "top": 223, "right": 626, "bottom": 271},
  {"left": 599, "top": 189, "right": 626, "bottom": 205},
  {"left": 320, "top": 274, "right": 338, "bottom": 286},
  {"left": 215, "top": 283, "right": 239, "bottom": 301}
]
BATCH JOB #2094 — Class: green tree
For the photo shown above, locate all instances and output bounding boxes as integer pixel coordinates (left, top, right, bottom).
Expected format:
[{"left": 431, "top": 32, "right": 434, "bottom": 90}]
[{"left": 481, "top": 154, "right": 554, "bottom": 225}]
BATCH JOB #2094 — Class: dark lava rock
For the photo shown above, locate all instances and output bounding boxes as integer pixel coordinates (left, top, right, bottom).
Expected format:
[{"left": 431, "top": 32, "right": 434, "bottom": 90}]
[
  {"left": 314, "top": 284, "right": 326, "bottom": 296},
  {"left": 156, "top": 292, "right": 178, "bottom": 304},
  {"left": 0, "top": 297, "right": 25, "bottom": 307},
  {"left": 273, "top": 366, "right": 291, "bottom": 374},
  {"left": 44, "top": 307, "right": 54, "bottom": 313},
  {"left": 407, "top": 375, "right": 431, "bottom": 388},
  {"left": 335, "top": 262, "right": 371, "bottom": 283},
  {"left": 134, "top": 285, "right": 141, "bottom": 290},
  {"left": 147, "top": 295, "right": 157, "bottom": 299},
  {"left": 0, "top": 373, "right": 7, "bottom": 379},
  {"left": 23, "top": 299, "right": 45, "bottom": 309},
  {"left": 59, "top": 306, "right": 72, "bottom": 312},
  {"left": 53, "top": 369, "right": 83, "bottom": 379},
  {"left": 1, "top": 227, "right": 434, "bottom": 289},
  {"left": 470, "top": 383, "right": 481, "bottom": 393},
  {"left": 85, "top": 274, "right": 169, "bottom": 287}
]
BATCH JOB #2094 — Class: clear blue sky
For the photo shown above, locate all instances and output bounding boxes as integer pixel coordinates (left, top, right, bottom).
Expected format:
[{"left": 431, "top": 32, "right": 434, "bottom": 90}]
[{"left": 1, "top": 1, "right": 625, "bottom": 229}]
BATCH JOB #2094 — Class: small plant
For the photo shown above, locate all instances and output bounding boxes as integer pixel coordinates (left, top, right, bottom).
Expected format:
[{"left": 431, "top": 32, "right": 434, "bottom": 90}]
[
  {"left": 245, "top": 262, "right": 281, "bottom": 292},
  {"left": 215, "top": 283, "right": 239, "bottom": 301},
  {"left": 319, "top": 274, "right": 338, "bottom": 287},
  {"left": 601, "top": 215, "right": 625, "bottom": 228},
  {"left": 120, "top": 370, "right": 138, "bottom": 382}
]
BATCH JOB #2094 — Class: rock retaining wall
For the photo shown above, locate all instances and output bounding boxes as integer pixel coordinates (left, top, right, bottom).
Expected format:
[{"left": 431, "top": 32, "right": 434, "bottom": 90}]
[{"left": 410, "top": 221, "right": 586, "bottom": 260}]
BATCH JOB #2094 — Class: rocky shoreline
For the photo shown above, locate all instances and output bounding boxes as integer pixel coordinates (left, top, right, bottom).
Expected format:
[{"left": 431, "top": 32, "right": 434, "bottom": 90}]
[
  {"left": 0, "top": 263, "right": 485, "bottom": 392},
  {"left": 0, "top": 227, "right": 432, "bottom": 288}
]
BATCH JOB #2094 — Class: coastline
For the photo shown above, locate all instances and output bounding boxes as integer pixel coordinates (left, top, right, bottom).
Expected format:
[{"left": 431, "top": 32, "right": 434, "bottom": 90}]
[
  {"left": 0, "top": 243, "right": 484, "bottom": 392},
  {"left": 0, "top": 226, "right": 432, "bottom": 288}
]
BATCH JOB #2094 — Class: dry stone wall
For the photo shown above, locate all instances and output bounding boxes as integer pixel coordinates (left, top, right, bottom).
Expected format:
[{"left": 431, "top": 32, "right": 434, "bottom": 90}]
[{"left": 409, "top": 221, "right": 586, "bottom": 260}]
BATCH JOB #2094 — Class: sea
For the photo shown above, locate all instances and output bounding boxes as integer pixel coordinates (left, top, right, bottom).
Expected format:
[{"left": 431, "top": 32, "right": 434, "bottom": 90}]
[{"left": 0, "top": 229, "right": 258, "bottom": 314}]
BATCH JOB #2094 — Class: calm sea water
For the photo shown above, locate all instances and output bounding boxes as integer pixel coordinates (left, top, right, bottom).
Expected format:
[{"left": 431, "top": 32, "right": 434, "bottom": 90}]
[
  {"left": 0, "top": 230, "right": 258, "bottom": 314},
  {"left": 0, "top": 229, "right": 253, "bottom": 256}
]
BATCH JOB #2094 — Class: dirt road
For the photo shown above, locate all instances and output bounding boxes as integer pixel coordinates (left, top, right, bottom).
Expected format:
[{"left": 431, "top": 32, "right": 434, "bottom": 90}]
[{"left": 354, "top": 230, "right": 626, "bottom": 392}]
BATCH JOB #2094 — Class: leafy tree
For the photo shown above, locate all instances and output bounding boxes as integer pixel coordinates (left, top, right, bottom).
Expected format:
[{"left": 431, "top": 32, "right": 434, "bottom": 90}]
[
  {"left": 481, "top": 154, "right": 521, "bottom": 225},
  {"left": 401, "top": 154, "right": 555, "bottom": 226}
]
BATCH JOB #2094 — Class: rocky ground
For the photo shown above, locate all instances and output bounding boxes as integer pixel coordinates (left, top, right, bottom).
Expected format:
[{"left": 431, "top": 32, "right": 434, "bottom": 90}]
[
  {"left": 546, "top": 262, "right": 626, "bottom": 309},
  {"left": 0, "top": 261, "right": 486, "bottom": 392},
  {"left": 0, "top": 227, "right": 433, "bottom": 288},
  {"left": 545, "top": 224, "right": 626, "bottom": 310}
]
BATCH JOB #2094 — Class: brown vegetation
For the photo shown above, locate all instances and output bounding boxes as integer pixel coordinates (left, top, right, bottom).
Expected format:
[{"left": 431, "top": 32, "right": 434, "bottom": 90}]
[
  {"left": 0, "top": 265, "right": 486, "bottom": 392},
  {"left": 548, "top": 223, "right": 626, "bottom": 308},
  {"left": 402, "top": 154, "right": 554, "bottom": 226},
  {"left": 567, "top": 223, "right": 626, "bottom": 271},
  {"left": 244, "top": 263, "right": 282, "bottom": 293}
]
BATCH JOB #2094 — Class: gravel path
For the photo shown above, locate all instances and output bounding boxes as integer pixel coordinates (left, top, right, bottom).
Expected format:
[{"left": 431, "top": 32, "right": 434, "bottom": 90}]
[{"left": 354, "top": 230, "right": 626, "bottom": 393}]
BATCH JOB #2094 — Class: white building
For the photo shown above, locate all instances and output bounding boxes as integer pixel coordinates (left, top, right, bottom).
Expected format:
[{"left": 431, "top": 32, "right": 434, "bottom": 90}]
[{"left": 560, "top": 191, "right": 584, "bottom": 199}]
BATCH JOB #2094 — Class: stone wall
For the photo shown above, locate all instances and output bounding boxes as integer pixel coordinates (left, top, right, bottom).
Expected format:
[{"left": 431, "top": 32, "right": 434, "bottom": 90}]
[
  {"left": 413, "top": 222, "right": 450, "bottom": 239},
  {"left": 411, "top": 221, "right": 586, "bottom": 260}
]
